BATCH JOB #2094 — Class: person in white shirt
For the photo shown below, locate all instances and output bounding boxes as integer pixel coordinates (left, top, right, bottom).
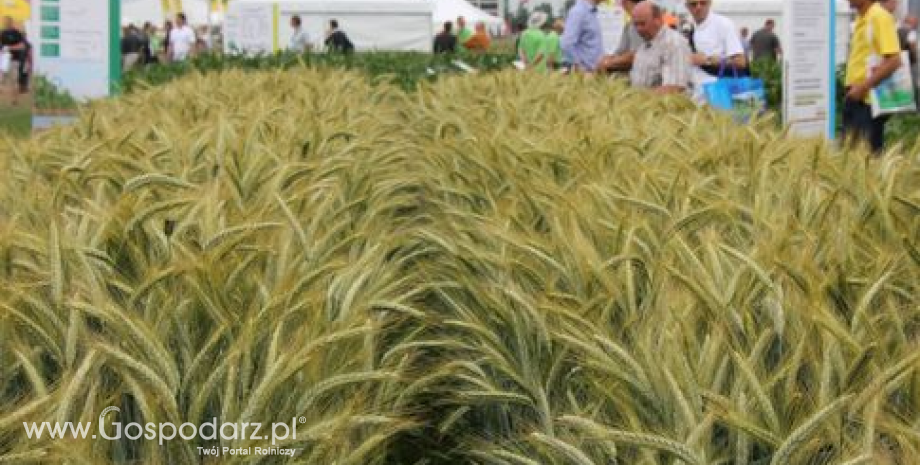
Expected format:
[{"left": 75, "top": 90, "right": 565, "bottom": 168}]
[
  {"left": 168, "top": 13, "right": 197, "bottom": 62},
  {"left": 684, "top": 0, "right": 747, "bottom": 101},
  {"left": 289, "top": 15, "right": 313, "bottom": 53}
]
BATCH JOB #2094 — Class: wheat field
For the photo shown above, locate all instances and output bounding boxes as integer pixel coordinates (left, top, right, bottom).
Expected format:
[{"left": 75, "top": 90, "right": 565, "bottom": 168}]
[{"left": 0, "top": 68, "right": 918, "bottom": 464}]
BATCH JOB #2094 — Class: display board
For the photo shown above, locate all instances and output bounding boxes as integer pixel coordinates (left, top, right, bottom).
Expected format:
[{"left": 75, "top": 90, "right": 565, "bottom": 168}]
[
  {"left": 224, "top": 3, "right": 276, "bottom": 54},
  {"left": 782, "top": 0, "right": 835, "bottom": 138},
  {"left": 31, "top": 0, "right": 119, "bottom": 129}
]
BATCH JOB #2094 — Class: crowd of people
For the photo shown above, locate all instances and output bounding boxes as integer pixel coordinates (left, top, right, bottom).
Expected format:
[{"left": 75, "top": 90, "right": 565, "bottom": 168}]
[
  {"left": 433, "top": 16, "right": 495, "bottom": 54},
  {"left": 120, "top": 13, "right": 207, "bottom": 72},
  {"left": 431, "top": 0, "right": 778, "bottom": 99},
  {"left": 551, "top": 0, "right": 915, "bottom": 153}
]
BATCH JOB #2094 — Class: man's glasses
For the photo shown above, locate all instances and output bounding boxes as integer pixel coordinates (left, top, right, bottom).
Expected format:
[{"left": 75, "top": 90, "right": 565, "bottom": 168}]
[{"left": 687, "top": 1, "right": 709, "bottom": 7}]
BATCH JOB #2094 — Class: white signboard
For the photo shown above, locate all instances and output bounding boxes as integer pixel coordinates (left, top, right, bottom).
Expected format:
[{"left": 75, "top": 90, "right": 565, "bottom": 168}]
[
  {"left": 224, "top": 4, "right": 276, "bottom": 55},
  {"left": 783, "top": 0, "right": 835, "bottom": 138},
  {"left": 33, "top": 0, "right": 115, "bottom": 100},
  {"left": 597, "top": 4, "right": 626, "bottom": 55}
]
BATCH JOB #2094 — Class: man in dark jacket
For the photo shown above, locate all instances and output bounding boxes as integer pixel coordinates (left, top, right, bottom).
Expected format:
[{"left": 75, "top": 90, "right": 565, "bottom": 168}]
[
  {"left": 121, "top": 24, "right": 144, "bottom": 72},
  {"left": 433, "top": 22, "right": 457, "bottom": 53},
  {"left": 325, "top": 19, "right": 354, "bottom": 53}
]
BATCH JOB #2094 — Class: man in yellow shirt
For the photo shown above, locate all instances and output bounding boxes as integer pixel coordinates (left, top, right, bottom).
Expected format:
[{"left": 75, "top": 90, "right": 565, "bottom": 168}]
[{"left": 843, "top": 0, "right": 902, "bottom": 153}]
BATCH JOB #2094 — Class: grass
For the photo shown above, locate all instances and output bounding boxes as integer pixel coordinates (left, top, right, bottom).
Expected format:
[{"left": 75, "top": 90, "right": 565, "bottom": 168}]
[
  {"left": 0, "top": 67, "right": 918, "bottom": 464},
  {"left": 0, "top": 104, "right": 30, "bottom": 138}
]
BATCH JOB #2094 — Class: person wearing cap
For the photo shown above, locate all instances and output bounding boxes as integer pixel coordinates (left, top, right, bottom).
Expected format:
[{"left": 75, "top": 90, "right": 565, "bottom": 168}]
[
  {"left": 561, "top": 0, "right": 604, "bottom": 73},
  {"left": 630, "top": 1, "right": 692, "bottom": 94},
  {"left": 598, "top": 0, "right": 645, "bottom": 74},
  {"left": 519, "top": 12, "right": 548, "bottom": 70}
]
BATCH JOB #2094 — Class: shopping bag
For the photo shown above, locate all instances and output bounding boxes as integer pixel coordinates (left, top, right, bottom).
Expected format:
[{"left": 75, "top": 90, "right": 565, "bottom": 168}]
[
  {"left": 702, "top": 62, "right": 766, "bottom": 123},
  {"left": 0, "top": 51, "right": 9, "bottom": 75},
  {"left": 868, "top": 51, "right": 916, "bottom": 117}
]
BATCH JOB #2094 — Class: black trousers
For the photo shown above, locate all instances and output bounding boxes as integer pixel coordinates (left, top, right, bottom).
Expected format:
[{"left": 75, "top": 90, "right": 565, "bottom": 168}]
[{"left": 841, "top": 96, "right": 888, "bottom": 153}]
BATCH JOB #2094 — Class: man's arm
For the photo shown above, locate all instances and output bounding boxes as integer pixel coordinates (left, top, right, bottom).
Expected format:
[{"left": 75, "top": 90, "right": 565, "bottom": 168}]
[
  {"left": 6, "top": 37, "right": 25, "bottom": 51},
  {"left": 599, "top": 51, "right": 635, "bottom": 71},
  {"left": 729, "top": 53, "right": 747, "bottom": 69},
  {"left": 724, "top": 23, "right": 748, "bottom": 68},
  {"left": 846, "top": 53, "right": 902, "bottom": 101},
  {"left": 603, "top": 26, "right": 636, "bottom": 70},
  {"left": 561, "top": 9, "right": 583, "bottom": 70}
]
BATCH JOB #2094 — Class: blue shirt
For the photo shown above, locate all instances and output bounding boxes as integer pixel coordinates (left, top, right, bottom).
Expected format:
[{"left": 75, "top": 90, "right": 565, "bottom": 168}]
[{"left": 561, "top": 0, "right": 603, "bottom": 71}]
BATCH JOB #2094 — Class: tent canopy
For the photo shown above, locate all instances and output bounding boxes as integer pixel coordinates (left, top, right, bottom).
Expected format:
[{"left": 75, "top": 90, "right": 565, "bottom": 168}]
[
  {"left": 432, "top": 0, "right": 504, "bottom": 29},
  {"left": 122, "top": 0, "right": 216, "bottom": 27},
  {"left": 228, "top": 0, "right": 434, "bottom": 53}
]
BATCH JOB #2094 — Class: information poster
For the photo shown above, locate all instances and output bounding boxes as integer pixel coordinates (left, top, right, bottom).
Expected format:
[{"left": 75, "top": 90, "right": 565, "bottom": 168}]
[
  {"left": 31, "top": 0, "right": 119, "bottom": 129},
  {"left": 224, "top": 3, "right": 276, "bottom": 55},
  {"left": 783, "top": 0, "right": 835, "bottom": 138},
  {"left": 597, "top": 3, "right": 625, "bottom": 55}
]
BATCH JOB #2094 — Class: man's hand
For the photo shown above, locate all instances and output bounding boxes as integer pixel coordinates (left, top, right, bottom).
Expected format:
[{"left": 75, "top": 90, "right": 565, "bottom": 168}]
[
  {"left": 655, "top": 86, "right": 686, "bottom": 95},
  {"left": 690, "top": 53, "right": 712, "bottom": 67},
  {"left": 845, "top": 82, "right": 870, "bottom": 102},
  {"left": 598, "top": 54, "right": 631, "bottom": 71},
  {"left": 730, "top": 53, "right": 747, "bottom": 70}
]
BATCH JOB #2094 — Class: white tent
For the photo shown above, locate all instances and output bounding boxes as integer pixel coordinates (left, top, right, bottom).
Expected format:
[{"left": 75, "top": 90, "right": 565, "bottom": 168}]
[
  {"left": 432, "top": 0, "right": 504, "bottom": 30},
  {"left": 226, "top": 0, "right": 434, "bottom": 53},
  {"left": 121, "top": 0, "right": 216, "bottom": 27},
  {"left": 181, "top": 0, "right": 208, "bottom": 26},
  {"left": 121, "top": 0, "right": 166, "bottom": 26}
]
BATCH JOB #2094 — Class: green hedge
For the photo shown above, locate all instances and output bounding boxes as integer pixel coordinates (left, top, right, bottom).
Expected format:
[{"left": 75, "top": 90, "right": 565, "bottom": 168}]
[{"left": 122, "top": 51, "right": 518, "bottom": 93}]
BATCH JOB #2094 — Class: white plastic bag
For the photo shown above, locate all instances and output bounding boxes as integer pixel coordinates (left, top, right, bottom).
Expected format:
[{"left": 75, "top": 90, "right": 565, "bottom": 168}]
[
  {"left": 867, "top": 52, "right": 916, "bottom": 117},
  {"left": 865, "top": 23, "right": 917, "bottom": 117},
  {"left": 0, "top": 50, "right": 10, "bottom": 74}
]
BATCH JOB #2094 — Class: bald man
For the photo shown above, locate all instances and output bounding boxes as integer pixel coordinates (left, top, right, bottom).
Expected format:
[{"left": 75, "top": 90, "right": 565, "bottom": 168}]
[
  {"left": 629, "top": 2, "right": 692, "bottom": 94},
  {"left": 598, "top": 0, "right": 645, "bottom": 73}
]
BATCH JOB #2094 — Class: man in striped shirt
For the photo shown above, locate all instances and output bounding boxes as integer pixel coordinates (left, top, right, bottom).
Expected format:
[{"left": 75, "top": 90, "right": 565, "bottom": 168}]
[{"left": 629, "top": 2, "right": 692, "bottom": 94}]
